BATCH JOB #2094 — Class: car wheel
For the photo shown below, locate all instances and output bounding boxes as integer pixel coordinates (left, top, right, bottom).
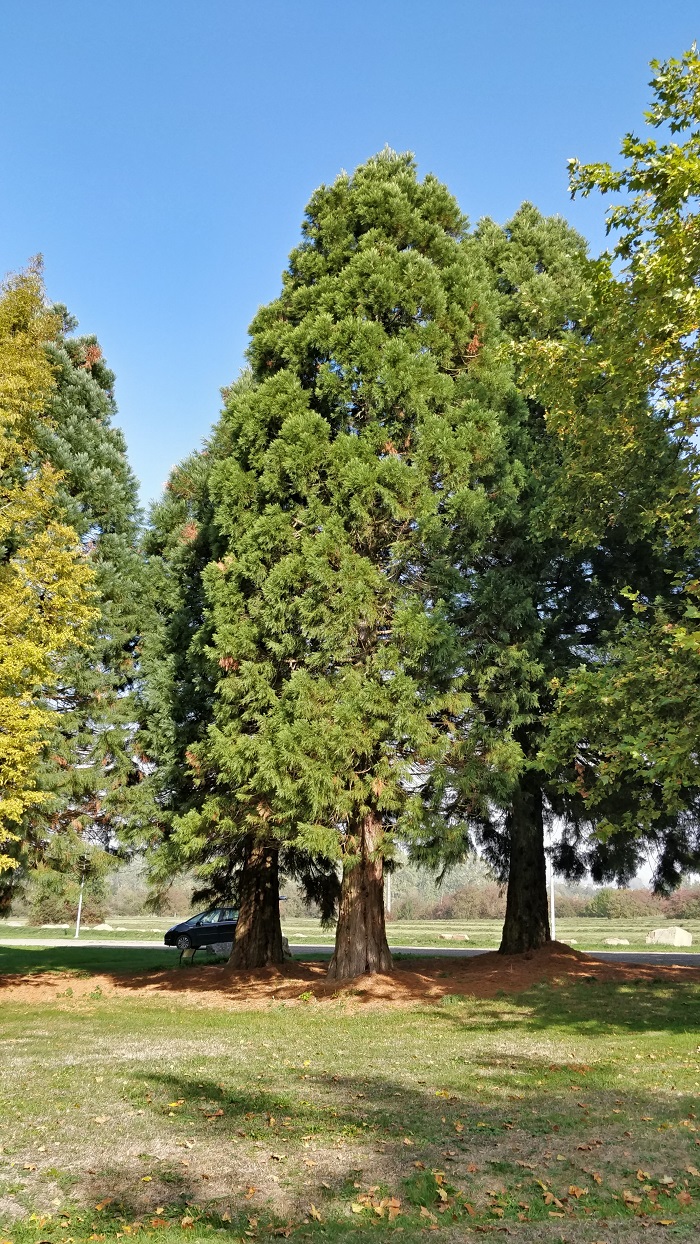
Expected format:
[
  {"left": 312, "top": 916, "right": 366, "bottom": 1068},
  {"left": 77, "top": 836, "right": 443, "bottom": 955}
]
[{"left": 176, "top": 934, "right": 192, "bottom": 950}]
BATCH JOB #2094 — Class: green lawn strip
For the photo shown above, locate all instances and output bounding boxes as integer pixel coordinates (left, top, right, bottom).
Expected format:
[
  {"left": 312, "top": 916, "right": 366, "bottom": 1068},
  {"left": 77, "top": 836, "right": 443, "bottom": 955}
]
[
  {"left": 1, "top": 983, "right": 699, "bottom": 1240},
  {"left": 0, "top": 945, "right": 178, "bottom": 975},
  {"left": 3, "top": 915, "right": 700, "bottom": 952}
]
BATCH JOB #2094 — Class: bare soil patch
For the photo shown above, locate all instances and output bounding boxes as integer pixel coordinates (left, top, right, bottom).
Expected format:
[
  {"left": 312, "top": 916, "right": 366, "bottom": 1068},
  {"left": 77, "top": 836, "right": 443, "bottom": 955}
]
[{"left": 2, "top": 941, "right": 699, "bottom": 1007}]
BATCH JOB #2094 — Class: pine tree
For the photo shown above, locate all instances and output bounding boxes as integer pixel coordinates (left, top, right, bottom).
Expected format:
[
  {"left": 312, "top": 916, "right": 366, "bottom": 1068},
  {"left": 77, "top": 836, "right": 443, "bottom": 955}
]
[
  {"left": 0, "top": 266, "right": 97, "bottom": 873},
  {"left": 196, "top": 151, "right": 512, "bottom": 975}
]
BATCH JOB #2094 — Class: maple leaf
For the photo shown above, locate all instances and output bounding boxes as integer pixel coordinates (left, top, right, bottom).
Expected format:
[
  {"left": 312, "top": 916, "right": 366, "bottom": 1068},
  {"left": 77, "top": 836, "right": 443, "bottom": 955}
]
[
  {"left": 677, "top": 1190, "right": 693, "bottom": 1206},
  {"left": 569, "top": 1185, "right": 588, "bottom": 1198},
  {"left": 308, "top": 1205, "right": 322, "bottom": 1222}
]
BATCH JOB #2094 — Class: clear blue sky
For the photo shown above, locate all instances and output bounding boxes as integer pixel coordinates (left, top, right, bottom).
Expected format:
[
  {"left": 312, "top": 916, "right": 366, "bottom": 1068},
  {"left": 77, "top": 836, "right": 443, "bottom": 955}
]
[{"left": 2, "top": 1, "right": 698, "bottom": 506}]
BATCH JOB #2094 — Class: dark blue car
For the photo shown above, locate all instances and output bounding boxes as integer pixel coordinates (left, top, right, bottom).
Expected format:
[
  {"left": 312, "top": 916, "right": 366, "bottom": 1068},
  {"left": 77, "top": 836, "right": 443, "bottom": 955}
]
[{"left": 164, "top": 906, "right": 238, "bottom": 951}]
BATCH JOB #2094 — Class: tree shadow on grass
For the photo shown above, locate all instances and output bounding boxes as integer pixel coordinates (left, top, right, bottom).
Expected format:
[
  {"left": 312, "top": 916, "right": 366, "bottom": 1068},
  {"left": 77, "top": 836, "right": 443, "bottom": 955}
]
[
  {"left": 65, "top": 1062, "right": 700, "bottom": 1235},
  {"left": 431, "top": 975, "right": 700, "bottom": 1036}
]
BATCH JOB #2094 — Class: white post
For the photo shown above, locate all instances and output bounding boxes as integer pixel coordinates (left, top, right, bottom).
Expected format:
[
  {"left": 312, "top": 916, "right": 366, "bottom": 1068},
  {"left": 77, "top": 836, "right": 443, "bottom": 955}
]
[
  {"left": 549, "top": 853, "right": 556, "bottom": 942},
  {"left": 386, "top": 871, "right": 392, "bottom": 915},
  {"left": 74, "top": 872, "right": 85, "bottom": 939}
]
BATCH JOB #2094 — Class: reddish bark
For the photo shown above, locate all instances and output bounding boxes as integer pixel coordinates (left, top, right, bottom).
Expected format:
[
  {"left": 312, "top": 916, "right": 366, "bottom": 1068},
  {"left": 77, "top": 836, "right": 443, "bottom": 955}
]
[
  {"left": 327, "top": 811, "right": 392, "bottom": 979},
  {"left": 225, "top": 839, "right": 284, "bottom": 971}
]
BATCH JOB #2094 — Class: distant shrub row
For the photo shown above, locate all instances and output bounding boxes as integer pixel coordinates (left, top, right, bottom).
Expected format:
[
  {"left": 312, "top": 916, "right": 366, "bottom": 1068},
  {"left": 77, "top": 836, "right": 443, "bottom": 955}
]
[{"left": 388, "top": 884, "right": 700, "bottom": 921}]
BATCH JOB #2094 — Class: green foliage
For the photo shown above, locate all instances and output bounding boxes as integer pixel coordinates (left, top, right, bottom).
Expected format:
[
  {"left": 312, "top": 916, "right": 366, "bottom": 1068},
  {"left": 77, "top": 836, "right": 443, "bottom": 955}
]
[
  {"left": 30, "top": 324, "right": 144, "bottom": 846},
  {"left": 570, "top": 44, "right": 700, "bottom": 446},
  {"left": 0, "top": 267, "right": 97, "bottom": 870},
  {"left": 542, "top": 47, "right": 700, "bottom": 879},
  {"left": 582, "top": 887, "right": 658, "bottom": 919},
  {"left": 200, "top": 151, "right": 511, "bottom": 865},
  {"left": 142, "top": 152, "right": 514, "bottom": 913},
  {"left": 27, "top": 831, "right": 113, "bottom": 924}
]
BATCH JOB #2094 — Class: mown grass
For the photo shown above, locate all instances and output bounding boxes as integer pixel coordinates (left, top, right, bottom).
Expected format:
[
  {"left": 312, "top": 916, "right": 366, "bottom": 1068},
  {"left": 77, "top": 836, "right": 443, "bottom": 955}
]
[
  {"left": 1, "top": 951, "right": 700, "bottom": 1242},
  {"left": 3, "top": 914, "right": 699, "bottom": 952}
]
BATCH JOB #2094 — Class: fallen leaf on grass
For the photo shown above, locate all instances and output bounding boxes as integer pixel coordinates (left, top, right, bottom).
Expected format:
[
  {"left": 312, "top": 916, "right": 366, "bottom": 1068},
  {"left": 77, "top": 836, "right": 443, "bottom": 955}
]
[
  {"left": 149, "top": 1219, "right": 167, "bottom": 1228},
  {"left": 686, "top": 1165, "right": 700, "bottom": 1177},
  {"left": 308, "top": 1205, "right": 322, "bottom": 1222},
  {"left": 180, "top": 1216, "right": 195, "bottom": 1229},
  {"left": 569, "top": 1184, "right": 588, "bottom": 1198},
  {"left": 245, "top": 1187, "right": 257, "bottom": 1199},
  {"left": 656, "top": 1220, "right": 676, "bottom": 1226},
  {"left": 622, "top": 1190, "right": 642, "bottom": 1206},
  {"left": 93, "top": 1116, "right": 110, "bottom": 1125},
  {"left": 403, "top": 1137, "right": 413, "bottom": 1145},
  {"left": 543, "top": 1191, "right": 564, "bottom": 1208},
  {"left": 141, "top": 1176, "right": 152, "bottom": 1183},
  {"left": 677, "top": 1190, "right": 693, "bottom": 1206},
  {"left": 95, "top": 1200, "right": 112, "bottom": 1212}
]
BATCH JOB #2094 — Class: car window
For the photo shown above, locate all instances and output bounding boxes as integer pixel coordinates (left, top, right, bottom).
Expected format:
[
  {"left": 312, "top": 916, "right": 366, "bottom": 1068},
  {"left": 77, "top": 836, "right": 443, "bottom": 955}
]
[
  {"left": 221, "top": 908, "right": 237, "bottom": 922},
  {"left": 198, "top": 909, "right": 221, "bottom": 925}
]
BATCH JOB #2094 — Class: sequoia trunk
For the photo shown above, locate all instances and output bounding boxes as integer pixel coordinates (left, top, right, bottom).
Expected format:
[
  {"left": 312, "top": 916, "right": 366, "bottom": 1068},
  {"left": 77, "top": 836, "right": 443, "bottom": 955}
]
[
  {"left": 499, "top": 775, "right": 551, "bottom": 954},
  {"left": 327, "top": 811, "right": 392, "bottom": 980},
  {"left": 226, "top": 839, "right": 284, "bottom": 970}
]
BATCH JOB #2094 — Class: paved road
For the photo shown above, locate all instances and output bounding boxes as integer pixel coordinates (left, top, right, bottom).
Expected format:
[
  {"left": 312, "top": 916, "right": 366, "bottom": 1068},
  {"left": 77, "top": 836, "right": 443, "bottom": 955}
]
[{"left": 1, "top": 938, "right": 698, "bottom": 968}]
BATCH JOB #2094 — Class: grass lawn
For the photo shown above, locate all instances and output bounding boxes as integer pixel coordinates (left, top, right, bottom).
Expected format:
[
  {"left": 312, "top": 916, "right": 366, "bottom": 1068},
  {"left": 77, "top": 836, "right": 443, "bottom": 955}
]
[
  {"left": 2, "top": 915, "right": 700, "bottom": 952},
  {"left": 1, "top": 947, "right": 700, "bottom": 1243}
]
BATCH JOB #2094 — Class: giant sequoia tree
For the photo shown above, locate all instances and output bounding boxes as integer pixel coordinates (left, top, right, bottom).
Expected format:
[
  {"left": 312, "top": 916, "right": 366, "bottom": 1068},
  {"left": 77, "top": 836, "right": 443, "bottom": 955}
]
[
  {"left": 482, "top": 205, "right": 694, "bottom": 951},
  {"left": 139, "top": 388, "right": 341, "bottom": 966},
  {"left": 184, "top": 151, "right": 513, "bottom": 976}
]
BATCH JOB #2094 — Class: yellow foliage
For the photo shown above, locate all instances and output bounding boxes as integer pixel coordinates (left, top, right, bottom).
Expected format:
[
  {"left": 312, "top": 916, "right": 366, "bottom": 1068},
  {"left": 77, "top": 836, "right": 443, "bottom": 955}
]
[{"left": 0, "top": 264, "right": 97, "bottom": 869}]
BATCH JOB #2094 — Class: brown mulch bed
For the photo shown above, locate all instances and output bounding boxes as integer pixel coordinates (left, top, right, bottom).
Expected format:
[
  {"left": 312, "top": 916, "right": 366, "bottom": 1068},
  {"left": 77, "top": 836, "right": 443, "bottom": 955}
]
[{"left": 1, "top": 941, "right": 699, "bottom": 1007}]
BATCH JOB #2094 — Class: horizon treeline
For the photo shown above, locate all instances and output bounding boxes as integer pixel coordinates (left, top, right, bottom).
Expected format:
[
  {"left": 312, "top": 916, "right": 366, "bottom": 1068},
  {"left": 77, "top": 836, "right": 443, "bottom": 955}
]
[{"left": 3, "top": 46, "right": 700, "bottom": 972}]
